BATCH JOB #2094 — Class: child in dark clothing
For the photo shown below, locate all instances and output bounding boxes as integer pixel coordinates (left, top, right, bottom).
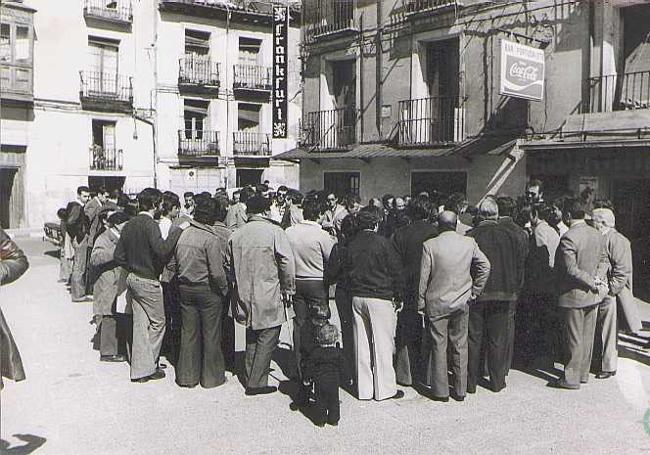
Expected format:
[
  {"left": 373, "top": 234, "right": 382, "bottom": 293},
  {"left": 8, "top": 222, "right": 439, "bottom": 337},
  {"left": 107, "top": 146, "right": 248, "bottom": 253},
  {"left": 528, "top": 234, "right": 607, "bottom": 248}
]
[{"left": 305, "top": 323, "right": 346, "bottom": 427}]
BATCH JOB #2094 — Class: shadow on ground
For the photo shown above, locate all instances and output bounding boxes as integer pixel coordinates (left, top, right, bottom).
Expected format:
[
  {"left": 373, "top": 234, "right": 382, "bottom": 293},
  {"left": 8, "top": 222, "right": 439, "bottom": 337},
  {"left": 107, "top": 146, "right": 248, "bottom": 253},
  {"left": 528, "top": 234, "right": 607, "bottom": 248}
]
[{"left": 0, "top": 434, "right": 46, "bottom": 454}]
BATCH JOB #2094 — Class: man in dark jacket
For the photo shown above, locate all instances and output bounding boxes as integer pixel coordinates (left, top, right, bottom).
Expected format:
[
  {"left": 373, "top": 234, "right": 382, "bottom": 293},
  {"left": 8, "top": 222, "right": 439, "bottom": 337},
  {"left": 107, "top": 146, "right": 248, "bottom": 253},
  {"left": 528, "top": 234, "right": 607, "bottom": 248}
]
[
  {"left": 114, "top": 188, "right": 185, "bottom": 383},
  {"left": 392, "top": 198, "right": 438, "bottom": 386},
  {"left": 497, "top": 196, "right": 529, "bottom": 374},
  {"left": 466, "top": 197, "right": 527, "bottom": 393},
  {"left": 0, "top": 228, "right": 29, "bottom": 389},
  {"left": 174, "top": 198, "right": 229, "bottom": 389},
  {"left": 346, "top": 208, "right": 404, "bottom": 401},
  {"left": 67, "top": 186, "right": 91, "bottom": 302}
]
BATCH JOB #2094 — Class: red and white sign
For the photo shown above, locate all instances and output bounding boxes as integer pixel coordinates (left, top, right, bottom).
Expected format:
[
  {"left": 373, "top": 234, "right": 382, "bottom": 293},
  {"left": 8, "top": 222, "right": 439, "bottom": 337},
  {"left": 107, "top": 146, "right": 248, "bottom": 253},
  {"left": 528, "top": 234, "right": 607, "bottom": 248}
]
[{"left": 500, "top": 39, "right": 545, "bottom": 101}]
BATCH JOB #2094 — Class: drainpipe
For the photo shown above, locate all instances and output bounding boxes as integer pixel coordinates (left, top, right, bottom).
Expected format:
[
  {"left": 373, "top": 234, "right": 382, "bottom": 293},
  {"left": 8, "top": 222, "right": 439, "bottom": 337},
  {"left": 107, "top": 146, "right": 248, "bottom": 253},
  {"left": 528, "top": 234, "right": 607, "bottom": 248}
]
[
  {"left": 359, "top": 14, "right": 364, "bottom": 142},
  {"left": 375, "top": 0, "right": 383, "bottom": 139},
  {"left": 224, "top": 6, "right": 232, "bottom": 188}
]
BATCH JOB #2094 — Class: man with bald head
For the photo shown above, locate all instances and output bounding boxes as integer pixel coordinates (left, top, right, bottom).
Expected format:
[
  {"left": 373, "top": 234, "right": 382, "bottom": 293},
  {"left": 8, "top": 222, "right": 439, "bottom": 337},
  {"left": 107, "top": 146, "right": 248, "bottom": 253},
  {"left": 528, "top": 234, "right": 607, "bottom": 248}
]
[
  {"left": 591, "top": 204, "right": 636, "bottom": 379},
  {"left": 418, "top": 210, "right": 491, "bottom": 401}
]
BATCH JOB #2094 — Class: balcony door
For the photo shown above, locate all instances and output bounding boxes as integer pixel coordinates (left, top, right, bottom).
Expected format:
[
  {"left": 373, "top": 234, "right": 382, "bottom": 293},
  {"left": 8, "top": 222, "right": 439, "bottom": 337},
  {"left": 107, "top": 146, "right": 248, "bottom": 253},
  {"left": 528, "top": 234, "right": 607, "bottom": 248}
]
[
  {"left": 183, "top": 99, "right": 209, "bottom": 153},
  {"left": 330, "top": 59, "right": 356, "bottom": 146},
  {"left": 425, "top": 39, "right": 459, "bottom": 142},
  {"left": 92, "top": 120, "right": 116, "bottom": 170},
  {"left": 89, "top": 39, "right": 118, "bottom": 96}
]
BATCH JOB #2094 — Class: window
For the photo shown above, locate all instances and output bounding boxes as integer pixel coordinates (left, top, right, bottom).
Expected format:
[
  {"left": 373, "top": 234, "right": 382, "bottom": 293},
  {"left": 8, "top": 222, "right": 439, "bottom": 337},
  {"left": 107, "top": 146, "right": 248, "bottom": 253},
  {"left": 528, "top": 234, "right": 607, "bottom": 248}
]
[
  {"left": 426, "top": 39, "right": 459, "bottom": 98},
  {"left": 92, "top": 120, "right": 116, "bottom": 151},
  {"left": 185, "top": 29, "right": 210, "bottom": 56},
  {"left": 324, "top": 172, "right": 360, "bottom": 197},
  {"left": 331, "top": 59, "right": 356, "bottom": 110},
  {"left": 88, "top": 38, "right": 119, "bottom": 94},
  {"left": 15, "top": 26, "right": 29, "bottom": 62},
  {"left": 239, "top": 37, "right": 261, "bottom": 65},
  {"left": 183, "top": 99, "right": 209, "bottom": 139},
  {"left": 0, "top": 23, "right": 10, "bottom": 62},
  {"left": 410, "top": 171, "right": 467, "bottom": 198},
  {"left": 236, "top": 169, "right": 264, "bottom": 187},
  {"left": 238, "top": 103, "right": 261, "bottom": 131}
]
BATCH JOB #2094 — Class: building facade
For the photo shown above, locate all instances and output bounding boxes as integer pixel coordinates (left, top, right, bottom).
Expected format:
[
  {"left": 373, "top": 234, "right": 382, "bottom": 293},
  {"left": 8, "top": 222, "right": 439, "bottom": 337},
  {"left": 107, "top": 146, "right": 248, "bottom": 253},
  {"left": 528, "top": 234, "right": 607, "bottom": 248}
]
[
  {"left": 280, "top": 0, "right": 650, "bottom": 241},
  {"left": 156, "top": 0, "right": 300, "bottom": 195},
  {"left": 0, "top": 0, "right": 301, "bottom": 229},
  {"left": 0, "top": 0, "right": 35, "bottom": 228}
]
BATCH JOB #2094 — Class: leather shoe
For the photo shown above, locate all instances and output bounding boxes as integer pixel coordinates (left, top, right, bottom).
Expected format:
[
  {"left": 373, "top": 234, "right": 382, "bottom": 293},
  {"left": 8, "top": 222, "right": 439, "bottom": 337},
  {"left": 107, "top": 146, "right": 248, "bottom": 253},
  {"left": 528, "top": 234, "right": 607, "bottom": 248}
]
[
  {"left": 131, "top": 369, "right": 166, "bottom": 383},
  {"left": 554, "top": 379, "right": 580, "bottom": 390},
  {"left": 389, "top": 390, "right": 405, "bottom": 400},
  {"left": 100, "top": 354, "right": 127, "bottom": 363},
  {"left": 430, "top": 395, "right": 449, "bottom": 402},
  {"left": 451, "top": 392, "right": 465, "bottom": 402},
  {"left": 596, "top": 371, "right": 616, "bottom": 379},
  {"left": 245, "top": 386, "right": 277, "bottom": 396}
]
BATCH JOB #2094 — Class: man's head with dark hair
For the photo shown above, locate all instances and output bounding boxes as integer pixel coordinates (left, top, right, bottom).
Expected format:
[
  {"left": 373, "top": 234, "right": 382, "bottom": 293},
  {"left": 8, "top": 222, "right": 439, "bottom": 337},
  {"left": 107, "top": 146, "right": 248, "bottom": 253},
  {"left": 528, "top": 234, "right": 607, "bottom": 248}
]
[
  {"left": 194, "top": 198, "right": 217, "bottom": 225},
  {"left": 445, "top": 193, "right": 468, "bottom": 215},
  {"left": 183, "top": 191, "right": 194, "bottom": 199},
  {"left": 343, "top": 193, "right": 361, "bottom": 214},
  {"left": 95, "top": 186, "right": 109, "bottom": 203},
  {"left": 325, "top": 192, "right": 339, "bottom": 210},
  {"left": 240, "top": 186, "right": 256, "bottom": 204},
  {"left": 563, "top": 197, "right": 588, "bottom": 222},
  {"left": 302, "top": 199, "right": 321, "bottom": 221},
  {"left": 214, "top": 196, "right": 229, "bottom": 223},
  {"left": 137, "top": 188, "right": 163, "bottom": 213},
  {"left": 286, "top": 189, "right": 304, "bottom": 206},
  {"left": 408, "top": 198, "right": 431, "bottom": 221},
  {"left": 161, "top": 192, "right": 181, "bottom": 218},
  {"left": 276, "top": 185, "right": 289, "bottom": 205},
  {"left": 526, "top": 179, "right": 543, "bottom": 202},
  {"left": 339, "top": 213, "right": 358, "bottom": 242},
  {"left": 77, "top": 186, "right": 91, "bottom": 205},
  {"left": 246, "top": 196, "right": 272, "bottom": 215},
  {"left": 214, "top": 188, "right": 226, "bottom": 198},
  {"left": 496, "top": 196, "right": 517, "bottom": 218},
  {"left": 381, "top": 194, "right": 395, "bottom": 210},
  {"left": 357, "top": 208, "right": 380, "bottom": 231},
  {"left": 256, "top": 183, "right": 269, "bottom": 195},
  {"left": 57, "top": 207, "right": 67, "bottom": 220},
  {"left": 108, "top": 188, "right": 122, "bottom": 203},
  {"left": 107, "top": 211, "right": 130, "bottom": 227}
]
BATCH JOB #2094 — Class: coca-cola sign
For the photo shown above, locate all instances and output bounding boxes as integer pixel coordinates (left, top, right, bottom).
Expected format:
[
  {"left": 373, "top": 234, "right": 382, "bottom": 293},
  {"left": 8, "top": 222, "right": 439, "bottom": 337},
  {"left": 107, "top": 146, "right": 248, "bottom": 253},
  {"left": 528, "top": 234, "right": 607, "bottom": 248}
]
[{"left": 500, "top": 39, "right": 545, "bottom": 101}]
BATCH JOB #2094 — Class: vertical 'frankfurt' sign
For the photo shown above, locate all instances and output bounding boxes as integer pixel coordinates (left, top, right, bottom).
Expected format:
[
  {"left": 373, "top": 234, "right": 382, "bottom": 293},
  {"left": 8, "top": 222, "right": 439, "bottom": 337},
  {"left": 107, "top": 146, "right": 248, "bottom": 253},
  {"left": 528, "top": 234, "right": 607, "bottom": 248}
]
[{"left": 272, "top": 6, "right": 288, "bottom": 139}]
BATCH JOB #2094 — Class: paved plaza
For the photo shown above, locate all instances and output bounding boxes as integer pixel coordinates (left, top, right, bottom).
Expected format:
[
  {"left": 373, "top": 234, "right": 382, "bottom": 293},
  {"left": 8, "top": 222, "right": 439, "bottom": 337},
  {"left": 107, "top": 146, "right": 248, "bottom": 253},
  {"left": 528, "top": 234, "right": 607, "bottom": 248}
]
[{"left": 2, "top": 238, "right": 650, "bottom": 454}]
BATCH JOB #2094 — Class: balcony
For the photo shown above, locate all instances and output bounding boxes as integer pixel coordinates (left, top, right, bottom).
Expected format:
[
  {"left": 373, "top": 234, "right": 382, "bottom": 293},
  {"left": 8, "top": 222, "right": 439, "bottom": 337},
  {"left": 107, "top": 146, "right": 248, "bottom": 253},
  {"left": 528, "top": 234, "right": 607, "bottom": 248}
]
[
  {"left": 586, "top": 70, "right": 650, "bottom": 113},
  {"left": 83, "top": 0, "right": 133, "bottom": 27},
  {"left": 233, "top": 64, "right": 271, "bottom": 93},
  {"left": 398, "top": 96, "right": 465, "bottom": 146},
  {"left": 178, "top": 129, "right": 220, "bottom": 163},
  {"left": 178, "top": 56, "right": 220, "bottom": 94},
  {"left": 233, "top": 131, "right": 271, "bottom": 156},
  {"left": 305, "top": 0, "right": 357, "bottom": 43},
  {"left": 79, "top": 71, "right": 133, "bottom": 112},
  {"left": 90, "top": 145, "right": 123, "bottom": 171},
  {"left": 404, "top": 0, "right": 463, "bottom": 17},
  {"left": 301, "top": 108, "right": 357, "bottom": 151}
]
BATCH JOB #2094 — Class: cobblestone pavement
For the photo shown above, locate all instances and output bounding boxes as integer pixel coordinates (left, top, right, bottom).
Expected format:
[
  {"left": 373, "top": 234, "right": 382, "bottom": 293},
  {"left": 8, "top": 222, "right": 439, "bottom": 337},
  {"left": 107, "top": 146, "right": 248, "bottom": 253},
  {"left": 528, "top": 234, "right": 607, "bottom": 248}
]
[{"left": 2, "top": 239, "right": 650, "bottom": 454}]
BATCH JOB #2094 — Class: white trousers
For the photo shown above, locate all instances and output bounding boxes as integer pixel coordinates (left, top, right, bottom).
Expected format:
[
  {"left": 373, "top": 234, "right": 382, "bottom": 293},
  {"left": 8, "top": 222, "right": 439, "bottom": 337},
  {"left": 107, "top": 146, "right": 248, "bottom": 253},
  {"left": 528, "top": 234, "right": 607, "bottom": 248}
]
[{"left": 352, "top": 296, "right": 398, "bottom": 400}]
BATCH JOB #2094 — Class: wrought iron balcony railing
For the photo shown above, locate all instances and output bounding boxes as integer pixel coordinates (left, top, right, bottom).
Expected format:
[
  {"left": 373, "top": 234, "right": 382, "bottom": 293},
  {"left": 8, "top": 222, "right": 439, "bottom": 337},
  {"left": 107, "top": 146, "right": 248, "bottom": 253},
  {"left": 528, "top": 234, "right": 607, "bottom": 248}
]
[
  {"left": 178, "top": 129, "right": 220, "bottom": 156},
  {"left": 84, "top": 0, "right": 133, "bottom": 24},
  {"left": 398, "top": 96, "right": 465, "bottom": 146},
  {"left": 586, "top": 70, "right": 650, "bottom": 113},
  {"left": 233, "top": 64, "right": 272, "bottom": 91},
  {"left": 80, "top": 71, "right": 133, "bottom": 105},
  {"left": 405, "top": 0, "right": 462, "bottom": 15},
  {"left": 301, "top": 107, "right": 357, "bottom": 150},
  {"left": 179, "top": 55, "right": 220, "bottom": 88},
  {"left": 305, "top": 0, "right": 356, "bottom": 42},
  {"left": 90, "top": 145, "right": 123, "bottom": 171},
  {"left": 233, "top": 131, "right": 271, "bottom": 156}
]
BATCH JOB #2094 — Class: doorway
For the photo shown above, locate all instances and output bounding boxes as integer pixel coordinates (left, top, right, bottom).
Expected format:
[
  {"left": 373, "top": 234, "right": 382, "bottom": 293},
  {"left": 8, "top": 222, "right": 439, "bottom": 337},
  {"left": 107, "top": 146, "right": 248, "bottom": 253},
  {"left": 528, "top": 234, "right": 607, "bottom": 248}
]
[
  {"left": 0, "top": 168, "right": 17, "bottom": 228},
  {"left": 236, "top": 169, "right": 263, "bottom": 187},
  {"left": 411, "top": 171, "right": 467, "bottom": 199},
  {"left": 612, "top": 178, "right": 650, "bottom": 241}
]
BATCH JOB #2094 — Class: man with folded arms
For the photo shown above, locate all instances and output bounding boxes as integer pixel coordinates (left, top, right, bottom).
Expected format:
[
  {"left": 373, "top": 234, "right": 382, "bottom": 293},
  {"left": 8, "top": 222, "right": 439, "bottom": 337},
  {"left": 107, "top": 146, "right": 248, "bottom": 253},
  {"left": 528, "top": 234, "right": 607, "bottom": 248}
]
[
  {"left": 419, "top": 211, "right": 491, "bottom": 402},
  {"left": 114, "top": 188, "right": 185, "bottom": 383}
]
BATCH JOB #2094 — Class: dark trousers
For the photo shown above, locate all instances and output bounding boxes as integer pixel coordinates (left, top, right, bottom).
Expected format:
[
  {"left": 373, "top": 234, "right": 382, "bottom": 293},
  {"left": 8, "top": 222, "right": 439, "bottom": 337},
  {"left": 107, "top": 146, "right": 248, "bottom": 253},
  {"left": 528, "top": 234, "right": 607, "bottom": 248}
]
[
  {"left": 245, "top": 325, "right": 281, "bottom": 389},
  {"left": 162, "top": 280, "right": 182, "bottom": 363},
  {"left": 468, "top": 300, "right": 510, "bottom": 392},
  {"left": 394, "top": 306, "right": 423, "bottom": 386},
  {"left": 563, "top": 305, "right": 598, "bottom": 386},
  {"left": 99, "top": 314, "right": 129, "bottom": 357},
  {"left": 176, "top": 284, "right": 226, "bottom": 388},
  {"left": 314, "top": 375, "right": 340, "bottom": 425},
  {"left": 505, "top": 300, "right": 517, "bottom": 375},
  {"left": 292, "top": 280, "right": 327, "bottom": 379},
  {"left": 515, "top": 292, "right": 558, "bottom": 368},
  {"left": 424, "top": 309, "right": 468, "bottom": 398},
  {"left": 335, "top": 286, "right": 354, "bottom": 385}
]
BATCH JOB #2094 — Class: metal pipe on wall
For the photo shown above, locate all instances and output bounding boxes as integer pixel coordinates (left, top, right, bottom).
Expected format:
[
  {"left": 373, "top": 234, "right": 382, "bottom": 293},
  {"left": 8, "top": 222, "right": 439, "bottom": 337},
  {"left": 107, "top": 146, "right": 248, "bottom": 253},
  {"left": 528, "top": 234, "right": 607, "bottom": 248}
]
[{"left": 376, "top": 0, "right": 383, "bottom": 139}]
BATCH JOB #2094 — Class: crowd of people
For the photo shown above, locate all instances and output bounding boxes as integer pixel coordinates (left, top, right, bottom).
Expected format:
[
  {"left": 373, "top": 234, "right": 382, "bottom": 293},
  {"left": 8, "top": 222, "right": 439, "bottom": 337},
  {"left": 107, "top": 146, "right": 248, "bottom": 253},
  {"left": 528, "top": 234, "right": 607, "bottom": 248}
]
[{"left": 51, "top": 179, "right": 648, "bottom": 427}]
